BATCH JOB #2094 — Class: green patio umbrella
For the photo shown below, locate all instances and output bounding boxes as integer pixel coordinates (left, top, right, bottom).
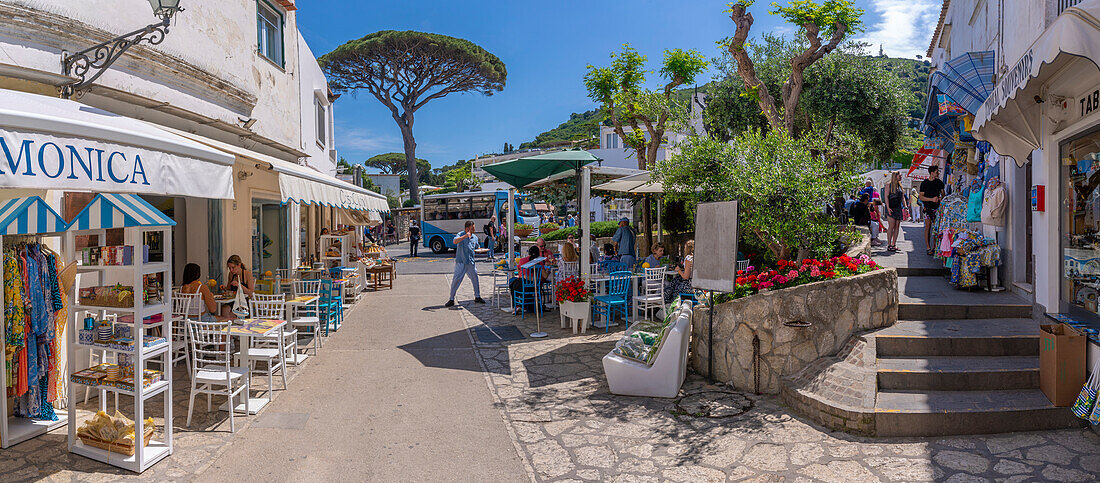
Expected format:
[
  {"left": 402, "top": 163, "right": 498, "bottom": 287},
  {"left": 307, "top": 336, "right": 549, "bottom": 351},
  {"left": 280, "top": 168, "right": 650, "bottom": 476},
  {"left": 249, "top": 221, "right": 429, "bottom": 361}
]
[{"left": 481, "top": 150, "right": 600, "bottom": 189}]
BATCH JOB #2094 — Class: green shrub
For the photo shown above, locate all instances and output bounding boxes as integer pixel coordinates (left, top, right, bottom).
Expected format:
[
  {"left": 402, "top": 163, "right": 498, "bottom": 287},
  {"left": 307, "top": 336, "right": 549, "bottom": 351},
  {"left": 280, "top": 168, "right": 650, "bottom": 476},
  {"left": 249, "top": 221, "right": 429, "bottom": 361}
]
[
  {"left": 590, "top": 221, "right": 620, "bottom": 237},
  {"left": 540, "top": 222, "right": 560, "bottom": 231},
  {"left": 521, "top": 221, "right": 620, "bottom": 241}
]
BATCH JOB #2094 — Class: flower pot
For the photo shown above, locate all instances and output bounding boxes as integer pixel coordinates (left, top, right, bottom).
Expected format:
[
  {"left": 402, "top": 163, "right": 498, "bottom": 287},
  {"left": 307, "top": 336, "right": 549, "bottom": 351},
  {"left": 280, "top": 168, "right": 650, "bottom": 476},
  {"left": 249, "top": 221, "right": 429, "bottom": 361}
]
[
  {"left": 540, "top": 226, "right": 558, "bottom": 234},
  {"left": 559, "top": 300, "right": 591, "bottom": 334},
  {"left": 515, "top": 228, "right": 533, "bottom": 238}
]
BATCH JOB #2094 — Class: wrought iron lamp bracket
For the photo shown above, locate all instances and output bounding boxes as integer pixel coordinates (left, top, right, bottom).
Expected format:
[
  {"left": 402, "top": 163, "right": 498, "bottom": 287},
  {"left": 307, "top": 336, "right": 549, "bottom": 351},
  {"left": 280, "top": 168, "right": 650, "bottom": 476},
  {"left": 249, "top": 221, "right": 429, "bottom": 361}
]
[{"left": 60, "top": 15, "right": 174, "bottom": 99}]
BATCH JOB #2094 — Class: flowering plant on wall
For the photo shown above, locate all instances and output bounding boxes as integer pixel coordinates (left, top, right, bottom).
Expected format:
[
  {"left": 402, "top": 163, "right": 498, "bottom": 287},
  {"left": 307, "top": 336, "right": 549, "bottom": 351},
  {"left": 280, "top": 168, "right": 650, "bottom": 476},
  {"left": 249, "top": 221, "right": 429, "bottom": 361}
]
[
  {"left": 730, "top": 254, "right": 879, "bottom": 299},
  {"left": 555, "top": 276, "right": 592, "bottom": 303}
]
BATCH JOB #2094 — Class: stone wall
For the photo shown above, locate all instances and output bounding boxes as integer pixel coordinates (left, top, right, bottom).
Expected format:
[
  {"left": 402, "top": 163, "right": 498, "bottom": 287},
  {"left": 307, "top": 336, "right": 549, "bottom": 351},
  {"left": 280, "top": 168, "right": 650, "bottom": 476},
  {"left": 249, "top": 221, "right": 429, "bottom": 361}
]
[{"left": 690, "top": 268, "right": 898, "bottom": 394}]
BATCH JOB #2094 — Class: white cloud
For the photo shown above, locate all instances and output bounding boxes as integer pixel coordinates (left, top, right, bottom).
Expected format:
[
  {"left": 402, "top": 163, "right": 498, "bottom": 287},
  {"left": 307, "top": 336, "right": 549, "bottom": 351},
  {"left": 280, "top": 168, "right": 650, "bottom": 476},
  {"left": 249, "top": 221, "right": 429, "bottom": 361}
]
[
  {"left": 858, "top": 0, "right": 940, "bottom": 58},
  {"left": 335, "top": 127, "right": 401, "bottom": 153}
]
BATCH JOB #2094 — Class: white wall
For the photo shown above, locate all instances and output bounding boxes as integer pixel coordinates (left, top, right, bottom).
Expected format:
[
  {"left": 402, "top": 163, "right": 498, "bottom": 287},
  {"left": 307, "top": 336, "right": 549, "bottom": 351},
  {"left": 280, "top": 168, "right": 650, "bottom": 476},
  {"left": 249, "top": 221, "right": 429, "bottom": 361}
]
[
  {"left": 0, "top": 0, "right": 304, "bottom": 160},
  {"left": 297, "top": 31, "right": 336, "bottom": 175}
]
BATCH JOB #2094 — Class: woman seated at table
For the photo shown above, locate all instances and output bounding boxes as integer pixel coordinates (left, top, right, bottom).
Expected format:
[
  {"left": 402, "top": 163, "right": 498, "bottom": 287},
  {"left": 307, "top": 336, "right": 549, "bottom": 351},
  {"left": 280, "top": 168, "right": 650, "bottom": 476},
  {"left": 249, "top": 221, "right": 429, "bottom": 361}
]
[
  {"left": 644, "top": 243, "right": 665, "bottom": 268},
  {"left": 220, "top": 254, "right": 254, "bottom": 318},
  {"left": 510, "top": 246, "right": 551, "bottom": 314},
  {"left": 180, "top": 263, "right": 222, "bottom": 321},
  {"left": 598, "top": 243, "right": 618, "bottom": 263},
  {"left": 664, "top": 240, "right": 694, "bottom": 303},
  {"left": 559, "top": 240, "right": 580, "bottom": 277}
]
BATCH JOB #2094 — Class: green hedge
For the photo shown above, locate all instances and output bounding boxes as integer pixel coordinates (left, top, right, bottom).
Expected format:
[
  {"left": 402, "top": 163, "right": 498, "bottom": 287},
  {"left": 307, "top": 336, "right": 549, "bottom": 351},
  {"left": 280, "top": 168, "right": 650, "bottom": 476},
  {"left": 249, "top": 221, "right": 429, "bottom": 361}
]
[{"left": 528, "top": 221, "right": 620, "bottom": 241}]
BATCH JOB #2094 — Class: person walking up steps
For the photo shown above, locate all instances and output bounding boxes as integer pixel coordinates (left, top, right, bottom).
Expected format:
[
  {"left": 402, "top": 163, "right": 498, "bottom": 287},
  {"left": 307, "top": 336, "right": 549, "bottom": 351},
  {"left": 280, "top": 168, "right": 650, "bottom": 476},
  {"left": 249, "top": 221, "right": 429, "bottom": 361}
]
[{"left": 446, "top": 220, "right": 485, "bottom": 307}]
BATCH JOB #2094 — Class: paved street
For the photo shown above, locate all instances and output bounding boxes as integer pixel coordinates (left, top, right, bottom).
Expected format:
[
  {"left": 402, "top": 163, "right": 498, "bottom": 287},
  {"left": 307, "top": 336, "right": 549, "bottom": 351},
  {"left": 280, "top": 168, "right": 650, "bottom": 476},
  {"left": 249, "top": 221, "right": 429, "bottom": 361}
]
[{"left": 3, "top": 238, "right": 1100, "bottom": 481}]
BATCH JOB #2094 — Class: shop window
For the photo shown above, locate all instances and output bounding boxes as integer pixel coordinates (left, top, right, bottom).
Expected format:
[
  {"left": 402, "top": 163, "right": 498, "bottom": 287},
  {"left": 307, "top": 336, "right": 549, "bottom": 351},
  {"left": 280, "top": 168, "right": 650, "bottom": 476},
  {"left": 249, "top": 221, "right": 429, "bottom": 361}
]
[
  {"left": 257, "top": 1, "right": 284, "bottom": 67},
  {"left": 1061, "top": 127, "right": 1100, "bottom": 317},
  {"left": 316, "top": 99, "right": 326, "bottom": 147}
]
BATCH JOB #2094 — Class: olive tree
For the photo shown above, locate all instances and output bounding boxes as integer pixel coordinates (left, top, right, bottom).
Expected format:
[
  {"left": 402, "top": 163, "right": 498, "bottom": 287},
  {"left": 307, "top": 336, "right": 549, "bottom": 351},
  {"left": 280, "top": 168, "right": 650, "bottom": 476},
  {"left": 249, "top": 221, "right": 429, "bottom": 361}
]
[
  {"left": 584, "top": 45, "right": 707, "bottom": 251},
  {"left": 320, "top": 31, "right": 507, "bottom": 203},
  {"left": 726, "top": 0, "right": 863, "bottom": 136}
]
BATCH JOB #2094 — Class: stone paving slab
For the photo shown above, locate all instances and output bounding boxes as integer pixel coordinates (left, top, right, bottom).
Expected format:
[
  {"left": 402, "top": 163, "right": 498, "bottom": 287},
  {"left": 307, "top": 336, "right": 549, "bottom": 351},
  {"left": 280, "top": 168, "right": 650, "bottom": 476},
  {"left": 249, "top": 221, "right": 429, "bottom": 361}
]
[{"left": 450, "top": 275, "right": 1100, "bottom": 482}]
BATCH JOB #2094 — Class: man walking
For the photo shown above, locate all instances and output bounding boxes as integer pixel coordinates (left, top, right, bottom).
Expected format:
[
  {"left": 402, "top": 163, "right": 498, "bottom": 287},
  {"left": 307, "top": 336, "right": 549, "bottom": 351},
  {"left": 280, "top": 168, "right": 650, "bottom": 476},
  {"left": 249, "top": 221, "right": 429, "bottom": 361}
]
[
  {"left": 484, "top": 215, "right": 498, "bottom": 261},
  {"left": 409, "top": 220, "right": 421, "bottom": 257},
  {"left": 612, "top": 217, "right": 637, "bottom": 268},
  {"left": 446, "top": 220, "right": 485, "bottom": 307},
  {"left": 918, "top": 165, "right": 945, "bottom": 255}
]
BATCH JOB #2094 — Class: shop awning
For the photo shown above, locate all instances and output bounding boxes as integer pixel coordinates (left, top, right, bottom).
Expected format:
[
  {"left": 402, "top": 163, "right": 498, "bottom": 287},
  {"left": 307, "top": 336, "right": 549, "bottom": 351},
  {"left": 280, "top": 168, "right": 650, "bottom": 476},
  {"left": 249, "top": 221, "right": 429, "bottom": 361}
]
[
  {"left": 0, "top": 89, "right": 235, "bottom": 199},
  {"left": 69, "top": 193, "right": 176, "bottom": 230},
  {"left": 929, "top": 51, "right": 996, "bottom": 114},
  {"left": 0, "top": 196, "right": 67, "bottom": 234},
  {"left": 973, "top": 1, "right": 1100, "bottom": 166},
  {"left": 164, "top": 127, "right": 388, "bottom": 213}
]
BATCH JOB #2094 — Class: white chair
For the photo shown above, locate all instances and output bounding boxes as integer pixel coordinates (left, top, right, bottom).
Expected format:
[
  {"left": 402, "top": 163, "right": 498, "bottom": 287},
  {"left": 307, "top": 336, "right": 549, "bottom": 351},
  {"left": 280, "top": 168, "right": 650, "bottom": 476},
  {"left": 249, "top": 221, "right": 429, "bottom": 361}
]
[
  {"left": 491, "top": 269, "right": 513, "bottom": 311},
  {"left": 634, "top": 267, "right": 665, "bottom": 320},
  {"left": 250, "top": 295, "right": 300, "bottom": 367},
  {"left": 236, "top": 299, "right": 287, "bottom": 394},
  {"left": 275, "top": 268, "right": 296, "bottom": 294},
  {"left": 187, "top": 319, "right": 250, "bottom": 432},
  {"left": 736, "top": 259, "right": 750, "bottom": 273},
  {"left": 171, "top": 291, "right": 201, "bottom": 378},
  {"left": 558, "top": 260, "right": 580, "bottom": 280},
  {"left": 292, "top": 280, "right": 323, "bottom": 351}
]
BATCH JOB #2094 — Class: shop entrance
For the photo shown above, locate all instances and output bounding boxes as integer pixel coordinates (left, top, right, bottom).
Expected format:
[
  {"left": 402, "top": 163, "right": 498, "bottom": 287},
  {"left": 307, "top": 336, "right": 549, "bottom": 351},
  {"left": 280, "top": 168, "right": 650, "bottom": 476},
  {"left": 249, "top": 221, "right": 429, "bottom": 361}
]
[{"left": 252, "top": 201, "right": 288, "bottom": 276}]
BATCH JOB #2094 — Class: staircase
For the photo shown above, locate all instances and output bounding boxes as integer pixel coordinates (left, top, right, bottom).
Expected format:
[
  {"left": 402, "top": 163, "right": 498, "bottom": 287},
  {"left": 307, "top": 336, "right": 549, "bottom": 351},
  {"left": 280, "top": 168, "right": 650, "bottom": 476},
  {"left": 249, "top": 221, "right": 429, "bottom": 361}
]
[{"left": 782, "top": 267, "right": 1084, "bottom": 436}]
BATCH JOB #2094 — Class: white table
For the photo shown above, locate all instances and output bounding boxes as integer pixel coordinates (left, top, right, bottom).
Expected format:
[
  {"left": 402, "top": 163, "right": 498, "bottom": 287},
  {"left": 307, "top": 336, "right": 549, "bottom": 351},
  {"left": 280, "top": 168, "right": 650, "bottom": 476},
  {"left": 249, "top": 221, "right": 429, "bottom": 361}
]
[
  {"left": 220, "top": 318, "right": 286, "bottom": 415},
  {"left": 285, "top": 295, "right": 321, "bottom": 361}
]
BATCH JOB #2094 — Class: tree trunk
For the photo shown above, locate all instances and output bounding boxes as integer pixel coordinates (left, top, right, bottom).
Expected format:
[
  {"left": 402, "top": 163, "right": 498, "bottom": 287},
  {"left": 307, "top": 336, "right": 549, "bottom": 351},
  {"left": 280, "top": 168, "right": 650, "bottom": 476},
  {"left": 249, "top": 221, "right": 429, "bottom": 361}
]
[{"left": 399, "top": 117, "right": 419, "bottom": 204}]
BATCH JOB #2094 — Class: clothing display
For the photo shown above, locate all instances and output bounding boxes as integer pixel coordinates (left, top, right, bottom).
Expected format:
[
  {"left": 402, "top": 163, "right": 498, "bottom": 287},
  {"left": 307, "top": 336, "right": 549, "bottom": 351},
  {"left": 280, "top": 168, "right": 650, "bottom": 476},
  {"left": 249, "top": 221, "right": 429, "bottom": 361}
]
[
  {"left": 967, "top": 184, "right": 984, "bottom": 222},
  {"left": 3, "top": 242, "right": 67, "bottom": 421},
  {"left": 981, "top": 184, "right": 1007, "bottom": 226},
  {"left": 945, "top": 229, "right": 1001, "bottom": 288}
]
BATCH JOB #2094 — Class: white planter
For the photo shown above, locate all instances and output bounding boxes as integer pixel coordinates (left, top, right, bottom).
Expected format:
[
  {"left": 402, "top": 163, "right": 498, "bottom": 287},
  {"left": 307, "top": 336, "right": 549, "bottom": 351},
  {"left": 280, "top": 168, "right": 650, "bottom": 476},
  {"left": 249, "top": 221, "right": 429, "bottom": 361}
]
[{"left": 560, "top": 300, "right": 591, "bottom": 334}]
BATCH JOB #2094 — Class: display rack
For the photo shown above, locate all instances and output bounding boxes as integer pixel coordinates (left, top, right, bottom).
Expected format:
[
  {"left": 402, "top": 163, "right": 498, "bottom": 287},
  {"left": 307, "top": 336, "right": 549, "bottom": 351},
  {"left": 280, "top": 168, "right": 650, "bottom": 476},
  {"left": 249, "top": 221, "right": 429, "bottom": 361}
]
[
  {"left": 64, "top": 194, "right": 174, "bottom": 473},
  {"left": 319, "top": 233, "right": 352, "bottom": 268},
  {"left": 0, "top": 197, "right": 70, "bottom": 448}
]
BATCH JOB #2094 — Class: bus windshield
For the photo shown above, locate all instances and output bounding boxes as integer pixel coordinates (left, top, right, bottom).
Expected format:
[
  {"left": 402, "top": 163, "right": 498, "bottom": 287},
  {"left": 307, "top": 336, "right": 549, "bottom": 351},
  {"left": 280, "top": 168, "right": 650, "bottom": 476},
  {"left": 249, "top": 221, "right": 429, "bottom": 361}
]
[{"left": 517, "top": 203, "right": 538, "bottom": 218}]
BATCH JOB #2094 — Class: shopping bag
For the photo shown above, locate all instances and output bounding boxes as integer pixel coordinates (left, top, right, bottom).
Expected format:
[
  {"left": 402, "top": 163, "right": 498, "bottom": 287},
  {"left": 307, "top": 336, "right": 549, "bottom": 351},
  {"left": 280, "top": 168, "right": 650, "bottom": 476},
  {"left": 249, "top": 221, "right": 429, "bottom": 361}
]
[
  {"left": 231, "top": 289, "right": 250, "bottom": 319},
  {"left": 1073, "top": 359, "right": 1100, "bottom": 419}
]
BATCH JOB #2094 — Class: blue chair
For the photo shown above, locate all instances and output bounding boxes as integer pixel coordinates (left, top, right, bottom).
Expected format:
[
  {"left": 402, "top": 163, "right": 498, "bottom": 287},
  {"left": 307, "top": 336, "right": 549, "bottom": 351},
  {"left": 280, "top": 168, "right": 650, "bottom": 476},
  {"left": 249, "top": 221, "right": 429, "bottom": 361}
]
[
  {"left": 318, "top": 279, "right": 342, "bottom": 335},
  {"left": 594, "top": 270, "right": 631, "bottom": 332},
  {"left": 511, "top": 265, "right": 544, "bottom": 322}
]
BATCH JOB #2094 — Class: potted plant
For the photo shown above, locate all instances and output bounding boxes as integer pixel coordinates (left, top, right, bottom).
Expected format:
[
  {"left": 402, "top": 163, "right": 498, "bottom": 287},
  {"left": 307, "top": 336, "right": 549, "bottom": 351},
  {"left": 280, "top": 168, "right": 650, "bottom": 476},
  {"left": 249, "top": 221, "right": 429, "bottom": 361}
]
[
  {"left": 556, "top": 276, "right": 592, "bottom": 334},
  {"left": 514, "top": 223, "right": 534, "bottom": 238},
  {"left": 539, "top": 222, "right": 560, "bottom": 234}
]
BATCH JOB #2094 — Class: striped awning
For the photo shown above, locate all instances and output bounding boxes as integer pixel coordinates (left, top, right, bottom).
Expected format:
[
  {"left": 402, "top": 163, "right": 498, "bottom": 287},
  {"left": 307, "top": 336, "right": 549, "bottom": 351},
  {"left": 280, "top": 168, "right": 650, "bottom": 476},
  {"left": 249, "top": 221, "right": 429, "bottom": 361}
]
[
  {"left": 929, "top": 51, "right": 995, "bottom": 114},
  {"left": 0, "top": 196, "right": 66, "bottom": 235},
  {"left": 69, "top": 193, "right": 176, "bottom": 230}
]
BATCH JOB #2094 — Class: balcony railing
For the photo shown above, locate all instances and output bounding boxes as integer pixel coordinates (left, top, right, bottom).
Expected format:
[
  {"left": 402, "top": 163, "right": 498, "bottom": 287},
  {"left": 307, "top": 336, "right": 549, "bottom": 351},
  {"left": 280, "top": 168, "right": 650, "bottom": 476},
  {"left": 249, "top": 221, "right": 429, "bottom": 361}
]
[{"left": 1059, "top": 0, "right": 1083, "bottom": 15}]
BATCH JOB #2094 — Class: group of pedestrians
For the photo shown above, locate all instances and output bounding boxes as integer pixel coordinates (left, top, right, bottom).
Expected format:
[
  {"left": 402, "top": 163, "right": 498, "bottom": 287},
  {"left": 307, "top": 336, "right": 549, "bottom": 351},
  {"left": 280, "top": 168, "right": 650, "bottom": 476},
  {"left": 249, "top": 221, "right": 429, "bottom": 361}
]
[{"left": 844, "top": 166, "right": 944, "bottom": 253}]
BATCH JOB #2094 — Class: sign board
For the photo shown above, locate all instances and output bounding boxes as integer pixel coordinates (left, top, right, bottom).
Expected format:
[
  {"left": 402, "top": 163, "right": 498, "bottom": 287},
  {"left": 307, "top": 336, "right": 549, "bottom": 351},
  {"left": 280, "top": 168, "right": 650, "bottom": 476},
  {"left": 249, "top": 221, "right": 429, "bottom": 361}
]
[{"left": 692, "top": 201, "right": 737, "bottom": 293}]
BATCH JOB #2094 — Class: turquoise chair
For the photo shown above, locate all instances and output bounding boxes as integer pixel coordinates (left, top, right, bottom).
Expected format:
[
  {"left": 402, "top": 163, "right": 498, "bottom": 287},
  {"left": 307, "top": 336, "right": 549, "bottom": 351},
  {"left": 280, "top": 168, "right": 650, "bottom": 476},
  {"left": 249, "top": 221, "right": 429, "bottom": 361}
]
[
  {"left": 593, "top": 270, "right": 631, "bottom": 332},
  {"left": 511, "top": 265, "right": 544, "bottom": 321},
  {"left": 318, "top": 279, "right": 341, "bottom": 335}
]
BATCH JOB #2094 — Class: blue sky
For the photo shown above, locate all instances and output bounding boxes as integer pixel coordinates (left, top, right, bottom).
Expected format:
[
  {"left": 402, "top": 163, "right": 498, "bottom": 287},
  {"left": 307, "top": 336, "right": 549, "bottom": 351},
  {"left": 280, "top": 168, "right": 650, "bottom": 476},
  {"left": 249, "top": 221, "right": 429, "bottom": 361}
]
[{"left": 297, "top": 0, "right": 940, "bottom": 171}]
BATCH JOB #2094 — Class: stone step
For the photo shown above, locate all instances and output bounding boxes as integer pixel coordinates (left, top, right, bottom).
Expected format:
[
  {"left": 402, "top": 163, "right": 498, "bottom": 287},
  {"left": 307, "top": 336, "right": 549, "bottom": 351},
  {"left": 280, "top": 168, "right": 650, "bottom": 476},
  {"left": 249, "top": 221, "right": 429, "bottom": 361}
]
[
  {"left": 897, "top": 303, "right": 1032, "bottom": 320},
  {"left": 875, "top": 389, "right": 1084, "bottom": 437},
  {"left": 875, "top": 319, "right": 1039, "bottom": 357},
  {"left": 876, "top": 356, "right": 1039, "bottom": 391}
]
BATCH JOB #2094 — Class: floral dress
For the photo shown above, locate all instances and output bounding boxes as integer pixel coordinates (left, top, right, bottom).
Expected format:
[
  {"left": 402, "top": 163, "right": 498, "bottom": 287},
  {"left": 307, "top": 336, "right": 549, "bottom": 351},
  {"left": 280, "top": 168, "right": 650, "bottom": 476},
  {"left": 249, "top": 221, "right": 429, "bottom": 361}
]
[{"left": 664, "top": 255, "right": 694, "bottom": 303}]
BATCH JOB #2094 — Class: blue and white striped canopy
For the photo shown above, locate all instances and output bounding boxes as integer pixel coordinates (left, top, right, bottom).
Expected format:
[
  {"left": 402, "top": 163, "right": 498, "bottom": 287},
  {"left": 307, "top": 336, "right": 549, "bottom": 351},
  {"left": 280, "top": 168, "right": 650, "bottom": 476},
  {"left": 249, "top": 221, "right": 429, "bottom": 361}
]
[
  {"left": 69, "top": 193, "right": 176, "bottom": 230},
  {"left": 929, "top": 51, "right": 995, "bottom": 115},
  {"left": 0, "top": 197, "right": 67, "bottom": 235}
]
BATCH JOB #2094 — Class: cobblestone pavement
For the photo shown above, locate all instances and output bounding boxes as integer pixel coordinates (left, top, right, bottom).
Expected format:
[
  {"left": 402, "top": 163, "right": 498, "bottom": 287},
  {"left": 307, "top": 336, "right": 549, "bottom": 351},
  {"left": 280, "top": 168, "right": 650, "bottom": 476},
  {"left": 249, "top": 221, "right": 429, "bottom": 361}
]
[
  {"left": 0, "top": 309, "right": 347, "bottom": 482},
  {"left": 453, "top": 276, "right": 1100, "bottom": 482}
]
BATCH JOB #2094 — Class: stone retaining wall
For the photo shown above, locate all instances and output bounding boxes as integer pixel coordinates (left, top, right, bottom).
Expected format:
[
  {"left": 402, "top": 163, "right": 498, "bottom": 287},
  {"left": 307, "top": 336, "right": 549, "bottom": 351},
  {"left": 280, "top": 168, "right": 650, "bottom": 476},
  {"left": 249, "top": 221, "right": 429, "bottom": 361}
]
[{"left": 690, "top": 268, "right": 898, "bottom": 394}]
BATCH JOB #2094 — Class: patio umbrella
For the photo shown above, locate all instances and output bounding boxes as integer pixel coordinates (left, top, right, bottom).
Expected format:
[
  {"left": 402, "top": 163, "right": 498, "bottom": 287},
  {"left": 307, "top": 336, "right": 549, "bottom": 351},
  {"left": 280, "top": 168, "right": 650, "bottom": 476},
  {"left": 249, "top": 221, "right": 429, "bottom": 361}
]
[
  {"left": 592, "top": 171, "right": 664, "bottom": 194},
  {"left": 481, "top": 149, "right": 600, "bottom": 338}
]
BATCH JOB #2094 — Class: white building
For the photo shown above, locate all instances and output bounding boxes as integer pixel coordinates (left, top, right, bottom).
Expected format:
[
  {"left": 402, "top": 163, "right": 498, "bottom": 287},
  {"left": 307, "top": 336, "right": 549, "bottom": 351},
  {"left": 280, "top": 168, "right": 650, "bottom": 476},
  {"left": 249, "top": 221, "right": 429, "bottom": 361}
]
[
  {"left": 0, "top": 0, "right": 385, "bottom": 280},
  {"left": 930, "top": 0, "right": 1100, "bottom": 328}
]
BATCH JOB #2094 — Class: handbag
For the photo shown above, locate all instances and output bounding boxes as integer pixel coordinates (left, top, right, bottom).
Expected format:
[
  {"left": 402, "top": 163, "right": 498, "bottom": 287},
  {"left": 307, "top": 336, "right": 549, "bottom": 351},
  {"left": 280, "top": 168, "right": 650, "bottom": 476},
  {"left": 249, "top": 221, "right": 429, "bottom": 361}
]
[
  {"left": 1073, "top": 359, "right": 1100, "bottom": 420},
  {"left": 231, "top": 288, "right": 250, "bottom": 319}
]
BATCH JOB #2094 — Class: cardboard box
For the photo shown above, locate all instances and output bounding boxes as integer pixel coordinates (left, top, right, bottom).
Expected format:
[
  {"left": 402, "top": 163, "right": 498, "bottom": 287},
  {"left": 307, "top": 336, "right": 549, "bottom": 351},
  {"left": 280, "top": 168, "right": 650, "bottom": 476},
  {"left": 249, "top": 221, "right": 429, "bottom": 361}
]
[{"left": 1040, "top": 323, "right": 1087, "bottom": 406}]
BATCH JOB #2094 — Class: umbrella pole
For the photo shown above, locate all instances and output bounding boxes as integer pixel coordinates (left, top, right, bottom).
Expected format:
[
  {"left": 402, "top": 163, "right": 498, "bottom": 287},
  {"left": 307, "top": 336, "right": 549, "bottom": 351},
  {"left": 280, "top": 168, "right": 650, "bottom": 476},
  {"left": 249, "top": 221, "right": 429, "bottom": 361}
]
[{"left": 505, "top": 188, "right": 517, "bottom": 314}]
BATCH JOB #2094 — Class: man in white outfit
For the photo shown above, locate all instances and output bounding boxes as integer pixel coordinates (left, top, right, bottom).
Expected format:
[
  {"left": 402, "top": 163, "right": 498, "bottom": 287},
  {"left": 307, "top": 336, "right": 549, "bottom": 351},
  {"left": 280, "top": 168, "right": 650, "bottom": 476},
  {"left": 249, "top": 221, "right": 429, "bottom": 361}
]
[{"left": 446, "top": 221, "right": 485, "bottom": 307}]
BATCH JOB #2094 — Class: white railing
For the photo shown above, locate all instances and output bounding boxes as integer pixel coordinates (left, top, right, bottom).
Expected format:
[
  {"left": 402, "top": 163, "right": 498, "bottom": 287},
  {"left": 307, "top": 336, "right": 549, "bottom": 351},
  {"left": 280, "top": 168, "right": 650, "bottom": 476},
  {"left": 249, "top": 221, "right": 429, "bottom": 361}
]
[{"left": 1059, "top": 0, "right": 1083, "bottom": 15}]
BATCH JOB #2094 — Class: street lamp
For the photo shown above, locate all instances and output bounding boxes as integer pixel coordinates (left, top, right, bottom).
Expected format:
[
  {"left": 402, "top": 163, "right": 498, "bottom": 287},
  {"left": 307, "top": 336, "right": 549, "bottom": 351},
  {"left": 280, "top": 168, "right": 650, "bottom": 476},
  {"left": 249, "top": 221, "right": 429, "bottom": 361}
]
[{"left": 60, "top": 0, "right": 185, "bottom": 98}]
